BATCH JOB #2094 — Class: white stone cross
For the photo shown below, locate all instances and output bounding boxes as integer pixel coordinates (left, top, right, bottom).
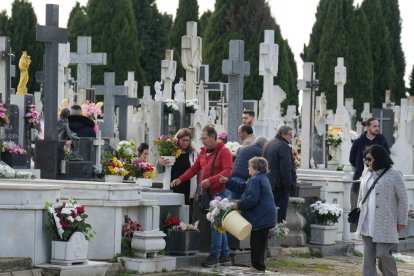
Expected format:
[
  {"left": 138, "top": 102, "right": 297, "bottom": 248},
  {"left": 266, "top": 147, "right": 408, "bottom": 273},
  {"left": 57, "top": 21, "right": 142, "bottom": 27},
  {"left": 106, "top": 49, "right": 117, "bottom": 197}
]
[
  {"left": 161, "top": 49, "right": 176, "bottom": 100},
  {"left": 93, "top": 130, "right": 105, "bottom": 169},
  {"left": 334, "top": 57, "right": 347, "bottom": 108}
]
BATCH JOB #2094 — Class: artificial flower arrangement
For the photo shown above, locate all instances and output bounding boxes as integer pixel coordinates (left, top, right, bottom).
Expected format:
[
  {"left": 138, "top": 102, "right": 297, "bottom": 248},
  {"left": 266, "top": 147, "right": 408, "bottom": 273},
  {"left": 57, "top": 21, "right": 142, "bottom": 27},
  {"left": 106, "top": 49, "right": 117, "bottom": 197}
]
[
  {"left": 1, "top": 141, "right": 27, "bottom": 154},
  {"left": 268, "top": 220, "right": 289, "bottom": 240},
  {"left": 164, "top": 213, "right": 199, "bottom": 232},
  {"left": 164, "top": 99, "right": 179, "bottom": 113},
  {"left": 63, "top": 140, "right": 72, "bottom": 160},
  {"left": 117, "top": 140, "right": 137, "bottom": 162},
  {"left": 291, "top": 145, "right": 301, "bottom": 168},
  {"left": 101, "top": 156, "right": 129, "bottom": 176},
  {"left": 206, "top": 196, "right": 235, "bottom": 233},
  {"left": 121, "top": 216, "right": 144, "bottom": 256},
  {"left": 310, "top": 201, "right": 343, "bottom": 226},
  {"left": 225, "top": 141, "right": 241, "bottom": 156},
  {"left": 81, "top": 101, "right": 103, "bottom": 119},
  {"left": 153, "top": 134, "right": 181, "bottom": 157},
  {"left": 326, "top": 127, "right": 343, "bottom": 147},
  {"left": 0, "top": 102, "right": 10, "bottom": 127},
  {"left": 25, "top": 104, "right": 40, "bottom": 128},
  {"left": 45, "top": 198, "right": 94, "bottom": 241},
  {"left": 127, "top": 158, "right": 156, "bottom": 179},
  {"left": 185, "top": 99, "right": 199, "bottom": 113}
]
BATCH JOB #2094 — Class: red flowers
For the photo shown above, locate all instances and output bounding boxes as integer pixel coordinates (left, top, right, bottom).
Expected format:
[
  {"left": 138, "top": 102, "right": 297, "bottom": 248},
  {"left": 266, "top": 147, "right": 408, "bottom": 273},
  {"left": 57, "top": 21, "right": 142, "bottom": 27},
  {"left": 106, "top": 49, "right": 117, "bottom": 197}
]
[
  {"left": 76, "top": 206, "right": 85, "bottom": 214},
  {"left": 164, "top": 214, "right": 181, "bottom": 228}
]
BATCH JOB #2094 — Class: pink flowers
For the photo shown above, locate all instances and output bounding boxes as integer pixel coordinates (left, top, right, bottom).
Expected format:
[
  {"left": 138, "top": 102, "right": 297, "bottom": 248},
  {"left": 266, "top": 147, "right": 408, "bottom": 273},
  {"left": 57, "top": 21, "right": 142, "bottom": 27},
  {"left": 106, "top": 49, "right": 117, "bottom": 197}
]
[
  {"left": 25, "top": 104, "right": 39, "bottom": 128},
  {"left": 81, "top": 101, "right": 103, "bottom": 118},
  {"left": 128, "top": 159, "right": 156, "bottom": 179},
  {"left": 1, "top": 141, "right": 26, "bottom": 155},
  {"left": 0, "top": 103, "right": 10, "bottom": 126}
]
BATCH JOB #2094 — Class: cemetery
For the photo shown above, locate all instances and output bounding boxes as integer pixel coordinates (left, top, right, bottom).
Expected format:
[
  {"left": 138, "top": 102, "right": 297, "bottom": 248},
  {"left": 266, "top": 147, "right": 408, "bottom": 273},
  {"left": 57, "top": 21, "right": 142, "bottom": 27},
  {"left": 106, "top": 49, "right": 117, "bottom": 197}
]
[{"left": 0, "top": 0, "right": 414, "bottom": 275}]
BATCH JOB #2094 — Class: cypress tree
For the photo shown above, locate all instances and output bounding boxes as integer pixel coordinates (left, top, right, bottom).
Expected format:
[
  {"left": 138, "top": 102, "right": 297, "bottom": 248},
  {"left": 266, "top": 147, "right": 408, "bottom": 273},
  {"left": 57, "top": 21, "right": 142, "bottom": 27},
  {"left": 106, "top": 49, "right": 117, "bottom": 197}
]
[
  {"left": 362, "top": 0, "right": 395, "bottom": 107},
  {"left": 409, "top": 65, "right": 414, "bottom": 96},
  {"left": 168, "top": 0, "right": 199, "bottom": 79},
  {"left": 199, "top": 10, "right": 212, "bottom": 37},
  {"left": 67, "top": 2, "right": 89, "bottom": 52},
  {"left": 379, "top": 0, "right": 405, "bottom": 104},
  {"left": 132, "top": 0, "right": 172, "bottom": 89},
  {"left": 202, "top": 0, "right": 298, "bottom": 108},
  {"left": 9, "top": 0, "right": 43, "bottom": 93},
  {"left": 0, "top": 10, "right": 10, "bottom": 36},
  {"left": 86, "top": 0, "right": 145, "bottom": 90}
]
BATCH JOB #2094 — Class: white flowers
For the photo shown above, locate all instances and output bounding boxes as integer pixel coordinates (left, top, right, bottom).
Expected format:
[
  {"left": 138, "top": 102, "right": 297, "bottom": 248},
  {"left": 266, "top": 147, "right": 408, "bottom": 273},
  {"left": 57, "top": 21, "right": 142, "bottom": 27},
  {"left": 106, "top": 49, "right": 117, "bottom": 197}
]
[
  {"left": 225, "top": 141, "right": 241, "bottom": 156},
  {"left": 185, "top": 99, "right": 199, "bottom": 113},
  {"left": 207, "top": 197, "right": 235, "bottom": 224},
  {"left": 165, "top": 99, "right": 179, "bottom": 111},
  {"left": 310, "top": 201, "right": 343, "bottom": 225}
]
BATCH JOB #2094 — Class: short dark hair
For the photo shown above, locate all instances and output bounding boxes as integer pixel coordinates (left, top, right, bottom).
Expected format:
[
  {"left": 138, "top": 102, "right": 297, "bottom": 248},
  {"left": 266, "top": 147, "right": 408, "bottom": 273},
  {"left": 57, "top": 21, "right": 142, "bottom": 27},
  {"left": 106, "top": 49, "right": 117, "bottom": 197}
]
[
  {"left": 137, "top": 142, "right": 149, "bottom": 155},
  {"left": 202, "top": 124, "right": 217, "bottom": 139},
  {"left": 239, "top": 124, "right": 253, "bottom": 135},
  {"left": 243, "top": 110, "right": 255, "bottom": 117},
  {"left": 362, "top": 118, "right": 378, "bottom": 127},
  {"left": 71, "top": 105, "right": 82, "bottom": 111},
  {"left": 363, "top": 144, "right": 393, "bottom": 170}
]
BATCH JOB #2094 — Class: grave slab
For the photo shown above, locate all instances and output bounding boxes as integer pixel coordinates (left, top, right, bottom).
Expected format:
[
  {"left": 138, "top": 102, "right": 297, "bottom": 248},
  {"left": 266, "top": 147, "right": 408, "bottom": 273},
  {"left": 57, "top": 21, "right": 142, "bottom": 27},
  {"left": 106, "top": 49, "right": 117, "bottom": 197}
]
[
  {"left": 121, "top": 256, "right": 176, "bottom": 274},
  {"left": 36, "top": 260, "right": 110, "bottom": 276}
]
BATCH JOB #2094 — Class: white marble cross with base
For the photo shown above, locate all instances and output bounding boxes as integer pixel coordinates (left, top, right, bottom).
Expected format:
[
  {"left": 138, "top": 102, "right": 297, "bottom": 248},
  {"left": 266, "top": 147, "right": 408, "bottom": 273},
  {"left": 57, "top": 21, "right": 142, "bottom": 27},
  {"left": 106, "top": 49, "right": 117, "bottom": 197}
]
[{"left": 161, "top": 49, "right": 176, "bottom": 101}]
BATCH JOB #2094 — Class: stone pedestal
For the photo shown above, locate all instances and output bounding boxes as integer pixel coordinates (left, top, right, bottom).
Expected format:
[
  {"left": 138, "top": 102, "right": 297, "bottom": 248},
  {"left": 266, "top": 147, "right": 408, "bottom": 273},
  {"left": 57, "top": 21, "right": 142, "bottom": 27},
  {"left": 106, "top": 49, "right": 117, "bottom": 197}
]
[
  {"left": 131, "top": 230, "right": 166, "bottom": 258},
  {"left": 35, "top": 140, "right": 65, "bottom": 179},
  {"left": 284, "top": 197, "right": 307, "bottom": 246}
]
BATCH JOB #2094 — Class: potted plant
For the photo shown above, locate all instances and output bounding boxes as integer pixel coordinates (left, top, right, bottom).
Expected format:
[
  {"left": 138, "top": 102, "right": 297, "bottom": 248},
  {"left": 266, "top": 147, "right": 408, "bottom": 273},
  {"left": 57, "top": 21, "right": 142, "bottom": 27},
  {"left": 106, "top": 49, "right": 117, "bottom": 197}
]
[
  {"left": 126, "top": 159, "right": 156, "bottom": 187},
  {"left": 0, "top": 140, "right": 27, "bottom": 167},
  {"left": 45, "top": 198, "right": 94, "bottom": 263},
  {"left": 164, "top": 213, "right": 200, "bottom": 255},
  {"left": 309, "top": 201, "right": 343, "bottom": 245},
  {"left": 153, "top": 135, "right": 181, "bottom": 189},
  {"left": 121, "top": 216, "right": 144, "bottom": 256},
  {"left": 407, "top": 207, "right": 414, "bottom": 237},
  {"left": 101, "top": 156, "right": 129, "bottom": 182}
]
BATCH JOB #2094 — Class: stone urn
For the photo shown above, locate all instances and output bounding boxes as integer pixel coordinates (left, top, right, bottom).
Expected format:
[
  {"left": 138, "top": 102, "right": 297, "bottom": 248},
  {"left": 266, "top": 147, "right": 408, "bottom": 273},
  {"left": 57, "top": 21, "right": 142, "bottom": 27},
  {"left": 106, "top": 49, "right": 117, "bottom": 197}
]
[
  {"left": 51, "top": 232, "right": 88, "bottom": 264},
  {"left": 131, "top": 230, "right": 166, "bottom": 258},
  {"left": 135, "top": 178, "right": 152, "bottom": 188},
  {"left": 284, "top": 197, "right": 307, "bottom": 246},
  {"left": 310, "top": 224, "right": 338, "bottom": 245},
  {"left": 161, "top": 156, "right": 176, "bottom": 190}
]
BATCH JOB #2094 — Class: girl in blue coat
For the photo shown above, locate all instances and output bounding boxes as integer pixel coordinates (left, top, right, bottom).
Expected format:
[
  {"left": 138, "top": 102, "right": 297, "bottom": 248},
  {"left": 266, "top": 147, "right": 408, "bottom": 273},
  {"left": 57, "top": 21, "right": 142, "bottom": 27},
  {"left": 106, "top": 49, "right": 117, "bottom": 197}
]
[{"left": 220, "top": 157, "right": 276, "bottom": 273}]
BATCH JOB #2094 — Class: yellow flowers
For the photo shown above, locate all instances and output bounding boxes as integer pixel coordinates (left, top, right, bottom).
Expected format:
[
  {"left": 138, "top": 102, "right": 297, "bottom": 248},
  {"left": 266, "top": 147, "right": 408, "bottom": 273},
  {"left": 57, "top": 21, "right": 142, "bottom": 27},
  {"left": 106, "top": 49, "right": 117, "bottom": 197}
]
[{"left": 106, "top": 157, "right": 129, "bottom": 176}]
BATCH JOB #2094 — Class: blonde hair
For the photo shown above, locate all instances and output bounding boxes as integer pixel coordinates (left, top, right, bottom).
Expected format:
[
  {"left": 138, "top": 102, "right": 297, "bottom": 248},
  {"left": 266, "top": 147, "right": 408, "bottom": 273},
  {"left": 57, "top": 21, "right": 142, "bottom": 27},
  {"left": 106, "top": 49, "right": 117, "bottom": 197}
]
[{"left": 175, "top": 128, "right": 195, "bottom": 152}]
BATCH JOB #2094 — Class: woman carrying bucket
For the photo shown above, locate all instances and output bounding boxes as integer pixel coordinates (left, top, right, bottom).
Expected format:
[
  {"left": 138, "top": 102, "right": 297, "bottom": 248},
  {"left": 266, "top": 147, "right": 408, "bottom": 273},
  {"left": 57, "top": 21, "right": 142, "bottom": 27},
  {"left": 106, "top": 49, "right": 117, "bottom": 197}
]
[{"left": 220, "top": 157, "right": 276, "bottom": 274}]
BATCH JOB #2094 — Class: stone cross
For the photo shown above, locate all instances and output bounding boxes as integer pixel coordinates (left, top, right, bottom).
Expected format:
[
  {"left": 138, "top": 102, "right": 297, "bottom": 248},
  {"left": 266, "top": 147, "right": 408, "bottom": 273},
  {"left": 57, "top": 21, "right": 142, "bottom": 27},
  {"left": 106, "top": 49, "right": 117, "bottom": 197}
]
[
  {"left": 161, "top": 49, "right": 176, "bottom": 100},
  {"left": 259, "top": 30, "right": 279, "bottom": 121},
  {"left": 361, "top": 102, "right": 372, "bottom": 122},
  {"left": 115, "top": 94, "right": 139, "bottom": 141},
  {"left": 36, "top": 4, "right": 68, "bottom": 140},
  {"left": 382, "top": 90, "right": 394, "bottom": 109},
  {"left": 334, "top": 57, "right": 346, "bottom": 108},
  {"left": 199, "top": 64, "right": 226, "bottom": 115},
  {"left": 0, "top": 36, "right": 15, "bottom": 103},
  {"left": 93, "top": 130, "right": 105, "bottom": 170},
  {"left": 70, "top": 36, "right": 107, "bottom": 90},
  {"left": 94, "top": 72, "right": 127, "bottom": 138},
  {"left": 222, "top": 40, "right": 250, "bottom": 142},
  {"left": 181, "top": 21, "right": 202, "bottom": 100},
  {"left": 58, "top": 43, "right": 70, "bottom": 105}
]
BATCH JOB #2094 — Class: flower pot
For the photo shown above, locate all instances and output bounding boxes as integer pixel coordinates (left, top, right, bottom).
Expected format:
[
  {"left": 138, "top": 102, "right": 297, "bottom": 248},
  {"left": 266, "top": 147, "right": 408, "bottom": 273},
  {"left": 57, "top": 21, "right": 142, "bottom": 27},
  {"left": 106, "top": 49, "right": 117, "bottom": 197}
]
[
  {"left": 166, "top": 230, "right": 200, "bottom": 255},
  {"left": 104, "top": 175, "right": 124, "bottom": 183},
  {"left": 222, "top": 211, "right": 252, "bottom": 241},
  {"left": 51, "top": 232, "right": 88, "bottom": 262},
  {"left": 135, "top": 178, "right": 152, "bottom": 187},
  {"left": 0, "top": 152, "right": 29, "bottom": 168},
  {"left": 162, "top": 156, "right": 176, "bottom": 190},
  {"left": 161, "top": 156, "right": 176, "bottom": 164},
  {"left": 310, "top": 224, "right": 337, "bottom": 245}
]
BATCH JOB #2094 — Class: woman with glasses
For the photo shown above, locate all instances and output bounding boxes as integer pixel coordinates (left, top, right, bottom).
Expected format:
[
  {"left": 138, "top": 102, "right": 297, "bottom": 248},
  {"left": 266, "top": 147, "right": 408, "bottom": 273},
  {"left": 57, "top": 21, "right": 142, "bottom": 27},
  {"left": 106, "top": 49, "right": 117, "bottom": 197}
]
[{"left": 357, "top": 144, "right": 408, "bottom": 276}]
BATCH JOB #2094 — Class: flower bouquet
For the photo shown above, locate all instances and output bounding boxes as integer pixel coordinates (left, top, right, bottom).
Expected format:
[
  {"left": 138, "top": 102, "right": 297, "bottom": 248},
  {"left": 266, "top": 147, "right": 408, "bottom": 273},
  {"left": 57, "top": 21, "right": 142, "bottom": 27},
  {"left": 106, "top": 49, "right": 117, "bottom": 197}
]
[
  {"left": 81, "top": 101, "right": 103, "bottom": 119},
  {"left": 101, "top": 157, "right": 129, "bottom": 182},
  {"left": 25, "top": 104, "right": 40, "bottom": 129},
  {"left": 206, "top": 196, "right": 235, "bottom": 233},
  {"left": 164, "top": 213, "right": 199, "bottom": 232},
  {"left": 0, "top": 102, "right": 10, "bottom": 127},
  {"left": 121, "top": 216, "right": 144, "bottom": 256},
  {"left": 164, "top": 99, "right": 179, "bottom": 114},
  {"left": 310, "top": 201, "right": 343, "bottom": 225},
  {"left": 127, "top": 159, "right": 156, "bottom": 179},
  {"left": 185, "top": 99, "right": 199, "bottom": 113},
  {"left": 153, "top": 135, "right": 181, "bottom": 158},
  {"left": 291, "top": 146, "right": 301, "bottom": 168},
  {"left": 326, "top": 128, "right": 343, "bottom": 147},
  {"left": 117, "top": 140, "right": 137, "bottom": 162},
  {"left": 268, "top": 220, "right": 289, "bottom": 240},
  {"left": 225, "top": 141, "right": 241, "bottom": 156},
  {"left": 1, "top": 141, "right": 27, "bottom": 154}
]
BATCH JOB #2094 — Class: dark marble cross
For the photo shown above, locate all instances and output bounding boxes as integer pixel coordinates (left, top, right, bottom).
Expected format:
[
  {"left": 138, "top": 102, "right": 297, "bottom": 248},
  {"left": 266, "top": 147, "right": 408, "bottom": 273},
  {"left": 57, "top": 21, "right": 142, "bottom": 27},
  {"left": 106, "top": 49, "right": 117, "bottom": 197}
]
[{"left": 115, "top": 95, "right": 139, "bottom": 140}]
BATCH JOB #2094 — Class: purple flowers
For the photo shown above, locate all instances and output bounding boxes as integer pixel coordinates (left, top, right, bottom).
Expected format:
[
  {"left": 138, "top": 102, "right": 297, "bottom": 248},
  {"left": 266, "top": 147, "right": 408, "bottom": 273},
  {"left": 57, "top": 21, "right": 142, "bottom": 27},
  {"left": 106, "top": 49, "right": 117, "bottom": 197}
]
[
  {"left": 0, "top": 103, "right": 10, "bottom": 126},
  {"left": 1, "top": 141, "right": 27, "bottom": 155},
  {"left": 25, "top": 104, "right": 40, "bottom": 128}
]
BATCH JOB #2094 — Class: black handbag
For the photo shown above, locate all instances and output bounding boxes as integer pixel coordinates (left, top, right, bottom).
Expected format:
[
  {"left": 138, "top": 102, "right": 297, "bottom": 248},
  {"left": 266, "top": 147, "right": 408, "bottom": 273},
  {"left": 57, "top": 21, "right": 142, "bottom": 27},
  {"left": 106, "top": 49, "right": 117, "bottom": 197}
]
[
  {"left": 196, "top": 148, "right": 221, "bottom": 214},
  {"left": 348, "top": 167, "right": 389, "bottom": 225}
]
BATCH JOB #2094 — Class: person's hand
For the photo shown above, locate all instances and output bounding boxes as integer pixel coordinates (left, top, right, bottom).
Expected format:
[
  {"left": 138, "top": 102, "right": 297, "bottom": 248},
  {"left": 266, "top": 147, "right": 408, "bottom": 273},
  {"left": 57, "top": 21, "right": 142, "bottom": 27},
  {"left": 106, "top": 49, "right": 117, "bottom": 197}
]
[
  {"left": 219, "top": 176, "right": 228, "bottom": 184},
  {"left": 231, "top": 203, "right": 238, "bottom": 210},
  {"left": 171, "top": 179, "right": 181, "bottom": 188},
  {"left": 296, "top": 178, "right": 302, "bottom": 184},
  {"left": 158, "top": 157, "right": 170, "bottom": 166},
  {"left": 200, "top": 178, "right": 211, "bottom": 189},
  {"left": 397, "top": 224, "right": 406, "bottom": 233}
]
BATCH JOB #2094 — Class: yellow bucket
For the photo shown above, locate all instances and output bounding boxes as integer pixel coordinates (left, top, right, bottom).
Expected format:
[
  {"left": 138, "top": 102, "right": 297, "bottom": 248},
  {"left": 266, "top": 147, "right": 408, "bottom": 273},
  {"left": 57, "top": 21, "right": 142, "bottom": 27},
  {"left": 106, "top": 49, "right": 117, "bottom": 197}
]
[{"left": 222, "top": 211, "right": 252, "bottom": 240}]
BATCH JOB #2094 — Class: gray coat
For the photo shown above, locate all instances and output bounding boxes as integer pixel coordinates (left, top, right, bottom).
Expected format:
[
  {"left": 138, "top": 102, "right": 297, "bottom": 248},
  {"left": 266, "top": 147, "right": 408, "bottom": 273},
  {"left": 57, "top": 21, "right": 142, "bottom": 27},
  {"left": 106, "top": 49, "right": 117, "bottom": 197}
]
[{"left": 356, "top": 167, "right": 408, "bottom": 244}]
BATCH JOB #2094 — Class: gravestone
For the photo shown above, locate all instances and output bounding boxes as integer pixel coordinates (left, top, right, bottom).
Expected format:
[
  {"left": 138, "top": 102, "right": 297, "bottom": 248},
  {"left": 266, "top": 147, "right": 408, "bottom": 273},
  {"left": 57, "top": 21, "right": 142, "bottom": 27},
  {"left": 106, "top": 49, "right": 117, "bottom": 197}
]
[
  {"left": 161, "top": 49, "right": 176, "bottom": 100},
  {"left": 35, "top": 4, "right": 68, "bottom": 179},
  {"left": 70, "top": 36, "right": 107, "bottom": 90},
  {"left": 124, "top": 72, "right": 139, "bottom": 140},
  {"left": 58, "top": 43, "right": 70, "bottom": 105},
  {"left": 199, "top": 65, "right": 226, "bottom": 115},
  {"left": 94, "top": 72, "right": 127, "bottom": 138},
  {"left": 0, "top": 36, "right": 15, "bottom": 103},
  {"left": 4, "top": 105, "right": 19, "bottom": 144},
  {"left": 115, "top": 94, "right": 139, "bottom": 141},
  {"left": 64, "top": 67, "right": 76, "bottom": 104},
  {"left": 372, "top": 108, "right": 394, "bottom": 147},
  {"left": 222, "top": 40, "right": 250, "bottom": 142},
  {"left": 161, "top": 102, "right": 182, "bottom": 136},
  {"left": 313, "top": 94, "right": 327, "bottom": 166}
]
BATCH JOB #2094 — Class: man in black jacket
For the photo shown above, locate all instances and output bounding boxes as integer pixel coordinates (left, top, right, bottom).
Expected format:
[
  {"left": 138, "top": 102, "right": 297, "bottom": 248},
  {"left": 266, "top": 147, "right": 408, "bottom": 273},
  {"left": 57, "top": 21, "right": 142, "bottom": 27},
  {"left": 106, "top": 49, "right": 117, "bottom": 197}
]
[
  {"left": 263, "top": 124, "right": 296, "bottom": 223},
  {"left": 68, "top": 105, "right": 96, "bottom": 138},
  {"left": 349, "top": 118, "right": 389, "bottom": 211}
]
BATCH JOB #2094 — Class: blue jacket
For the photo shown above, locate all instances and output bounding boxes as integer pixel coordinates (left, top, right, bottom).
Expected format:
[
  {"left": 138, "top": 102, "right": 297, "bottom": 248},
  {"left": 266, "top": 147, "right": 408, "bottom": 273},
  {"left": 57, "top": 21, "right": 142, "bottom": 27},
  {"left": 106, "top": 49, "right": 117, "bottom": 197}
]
[
  {"left": 232, "top": 142, "right": 263, "bottom": 180},
  {"left": 226, "top": 172, "right": 276, "bottom": 230}
]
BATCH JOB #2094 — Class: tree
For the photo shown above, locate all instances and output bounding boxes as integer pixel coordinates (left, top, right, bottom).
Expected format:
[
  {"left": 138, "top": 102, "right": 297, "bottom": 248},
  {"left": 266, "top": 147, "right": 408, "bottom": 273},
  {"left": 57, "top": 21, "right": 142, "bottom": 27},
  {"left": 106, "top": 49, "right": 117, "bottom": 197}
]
[
  {"left": 379, "top": 0, "right": 405, "bottom": 104},
  {"left": 409, "top": 65, "right": 414, "bottom": 96},
  {"left": 0, "top": 10, "right": 10, "bottom": 36},
  {"left": 199, "top": 10, "right": 212, "bottom": 37},
  {"left": 86, "top": 0, "right": 145, "bottom": 89},
  {"left": 67, "top": 2, "right": 89, "bottom": 52},
  {"left": 202, "top": 0, "right": 298, "bottom": 109},
  {"left": 132, "top": 0, "right": 172, "bottom": 89},
  {"left": 9, "top": 0, "right": 43, "bottom": 93}
]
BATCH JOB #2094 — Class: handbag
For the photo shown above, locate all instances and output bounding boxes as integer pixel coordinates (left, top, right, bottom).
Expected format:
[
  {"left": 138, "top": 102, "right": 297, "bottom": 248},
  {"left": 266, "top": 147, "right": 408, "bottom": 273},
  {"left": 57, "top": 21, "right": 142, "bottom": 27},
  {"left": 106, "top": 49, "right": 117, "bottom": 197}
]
[
  {"left": 348, "top": 167, "right": 389, "bottom": 225},
  {"left": 196, "top": 148, "right": 221, "bottom": 214}
]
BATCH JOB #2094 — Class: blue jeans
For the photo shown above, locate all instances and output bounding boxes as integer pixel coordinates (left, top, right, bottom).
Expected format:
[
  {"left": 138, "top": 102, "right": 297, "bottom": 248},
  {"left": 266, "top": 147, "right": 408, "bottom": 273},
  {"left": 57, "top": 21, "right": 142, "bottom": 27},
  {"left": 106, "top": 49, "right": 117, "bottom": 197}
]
[{"left": 210, "top": 191, "right": 230, "bottom": 257}]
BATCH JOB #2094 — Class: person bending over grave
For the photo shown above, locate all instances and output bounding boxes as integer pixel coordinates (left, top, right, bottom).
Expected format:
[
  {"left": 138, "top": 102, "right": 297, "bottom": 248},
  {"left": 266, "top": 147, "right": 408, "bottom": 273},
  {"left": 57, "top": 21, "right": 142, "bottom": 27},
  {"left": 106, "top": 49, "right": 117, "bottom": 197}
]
[
  {"left": 68, "top": 105, "right": 96, "bottom": 138},
  {"left": 57, "top": 108, "right": 82, "bottom": 160}
]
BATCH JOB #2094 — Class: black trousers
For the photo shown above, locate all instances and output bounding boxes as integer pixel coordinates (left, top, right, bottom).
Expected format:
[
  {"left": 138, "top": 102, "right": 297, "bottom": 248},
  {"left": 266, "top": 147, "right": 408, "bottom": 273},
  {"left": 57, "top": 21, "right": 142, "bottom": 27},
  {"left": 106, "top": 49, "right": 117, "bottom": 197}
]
[
  {"left": 274, "top": 190, "right": 289, "bottom": 223},
  {"left": 250, "top": 228, "right": 270, "bottom": 271}
]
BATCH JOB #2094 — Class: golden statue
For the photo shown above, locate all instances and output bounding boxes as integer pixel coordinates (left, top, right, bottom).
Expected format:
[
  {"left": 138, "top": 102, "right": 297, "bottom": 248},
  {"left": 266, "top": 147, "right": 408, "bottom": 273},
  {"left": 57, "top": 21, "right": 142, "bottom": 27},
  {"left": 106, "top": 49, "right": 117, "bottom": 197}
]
[{"left": 16, "top": 51, "right": 31, "bottom": 95}]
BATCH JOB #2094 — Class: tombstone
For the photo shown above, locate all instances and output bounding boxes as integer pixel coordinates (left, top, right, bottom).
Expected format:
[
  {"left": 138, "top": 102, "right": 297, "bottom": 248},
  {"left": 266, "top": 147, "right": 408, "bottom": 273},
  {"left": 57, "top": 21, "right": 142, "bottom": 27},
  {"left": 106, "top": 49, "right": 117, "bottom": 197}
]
[
  {"left": 0, "top": 36, "right": 15, "bottom": 103},
  {"left": 284, "top": 105, "right": 298, "bottom": 131},
  {"left": 372, "top": 108, "right": 394, "bottom": 147},
  {"left": 115, "top": 94, "right": 139, "bottom": 141},
  {"left": 181, "top": 21, "right": 202, "bottom": 100},
  {"left": 345, "top": 98, "right": 356, "bottom": 128},
  {"left": 69, "top": 36, "right": 107, "bottom": 90},
  {"left": 313, "top": 93, "right": 327, "bottom": 166},
  {"left": 173, "top": 78, "right": 185, "bottom": 103},
  {"left": 58, "top": 43, "right": 70, "bottom": 105},
  {"left": 154, "top": 81, "right": 163, "bottom": 102},
  {"left": 160, "top": 102, "right": 182, "bottom": 136},
  {"left": 94, "top": 72, "right": 128, "bottom": 138},
  {"left": 199, "top": 65, "right": 227, "bottom": 116},
  {"left": 382, "top": 90, "right": 395, "bottom": 109},
  {"left": 123, "top": 72, "right": 139, "bottom": 140},
  {"left": 64, "top": 67, "right": 76, "bottom": 104},
  {"left": 297, "top": 62, "right": 318, "bottom": 168},
  {"left": 161, "top": 49, "right": 176, "bottom": 100},
  {"left": 222, "top": 40, "right": 250, "bottom": 142}
]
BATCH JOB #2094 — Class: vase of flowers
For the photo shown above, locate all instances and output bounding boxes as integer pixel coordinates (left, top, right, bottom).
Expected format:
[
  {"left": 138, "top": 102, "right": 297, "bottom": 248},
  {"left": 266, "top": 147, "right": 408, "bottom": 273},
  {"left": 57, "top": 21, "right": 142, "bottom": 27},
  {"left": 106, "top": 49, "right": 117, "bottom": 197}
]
[
  {"left": 45, "top": 198, "right": 94, "bottom": 263},
  {"left": 153, "top": 135, "right": 181, "bottom": 189},
  {"left": 25, "top": 104, "right": 40, "bottom": 129},
  {"left": 117, "top": 140, "right": 137, "bottom": 163},
  {"left": 164, "top": 214, "right": 200, "bottom": 255},
  {"left": 0, "top": 141, "right": 28, "bottom": 168},
  {"left": 102, "top": 157, "right": 129, "bottom": 182},
  {"left": 164, "top": 99, "right": 178, "bottom": 126},
  {"left": 309, "top": 201, "right": 343, "bottom": 245},
  {"left": 127, "top": 159, "right": 156, "bottom": 187},
  {"left": 121, "top": 216, "right": 144, "bottom": 256}
]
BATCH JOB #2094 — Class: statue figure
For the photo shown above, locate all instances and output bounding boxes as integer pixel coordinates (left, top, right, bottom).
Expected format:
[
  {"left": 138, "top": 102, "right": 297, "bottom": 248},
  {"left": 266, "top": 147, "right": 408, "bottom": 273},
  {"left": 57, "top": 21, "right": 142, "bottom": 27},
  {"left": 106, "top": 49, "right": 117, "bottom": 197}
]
[
  {"left": 174, "top": 78, "right": 185, "bottom": 103},
  {"left": 16, "top": 51, "right": 31, "bottom": 95},
  {"left": 154, "top": 81, "right": 163, "bottom": 102},
  {"left": 56, "top": 108, "right": 83, "bottom": 161},
  {"left": 209, "top": 107, "right": 217, "bottom": 124}
]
